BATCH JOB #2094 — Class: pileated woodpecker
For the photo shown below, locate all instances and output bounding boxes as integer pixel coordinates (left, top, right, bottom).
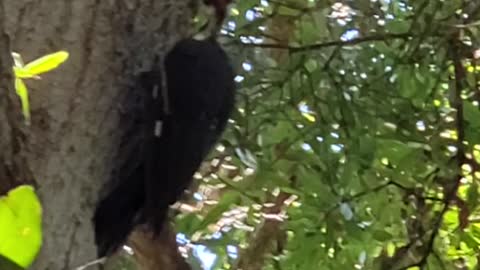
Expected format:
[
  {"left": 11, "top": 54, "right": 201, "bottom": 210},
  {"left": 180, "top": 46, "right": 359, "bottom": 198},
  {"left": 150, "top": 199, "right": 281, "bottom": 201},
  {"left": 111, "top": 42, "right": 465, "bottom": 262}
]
[
  {"left": 93, "top": 2, "right": 235, "bottom": 257},
  {"left": 203, "top": 0, "right": 233, "bottom": 26}
]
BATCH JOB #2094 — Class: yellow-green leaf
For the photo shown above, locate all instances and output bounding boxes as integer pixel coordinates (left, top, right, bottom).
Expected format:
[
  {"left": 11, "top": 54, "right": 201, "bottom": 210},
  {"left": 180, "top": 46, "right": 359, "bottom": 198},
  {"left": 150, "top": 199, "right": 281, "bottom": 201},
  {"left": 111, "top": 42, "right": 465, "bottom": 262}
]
[
  {"left": 15, "top": 78, "right": 30, "bottom": 124},
  {"left": 13, "top": 66, "right": 39, "bottom": 79},
  {"left": 0, "top": 185, "right": 42, "bottom": 268},
  {"left": 22, "top": 51, "right": 69, "bottom": 76},
  {"left": 301, "top": 112, "right": 316, "bottom": 122}
]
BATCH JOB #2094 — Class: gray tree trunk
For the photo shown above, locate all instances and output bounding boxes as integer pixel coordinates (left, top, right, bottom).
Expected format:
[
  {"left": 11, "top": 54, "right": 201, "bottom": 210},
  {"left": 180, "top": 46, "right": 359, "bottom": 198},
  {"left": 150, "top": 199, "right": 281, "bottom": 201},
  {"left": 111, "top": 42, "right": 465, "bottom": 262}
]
[{"left": 0, "top": 0, "right": 195, "bottom": 269}]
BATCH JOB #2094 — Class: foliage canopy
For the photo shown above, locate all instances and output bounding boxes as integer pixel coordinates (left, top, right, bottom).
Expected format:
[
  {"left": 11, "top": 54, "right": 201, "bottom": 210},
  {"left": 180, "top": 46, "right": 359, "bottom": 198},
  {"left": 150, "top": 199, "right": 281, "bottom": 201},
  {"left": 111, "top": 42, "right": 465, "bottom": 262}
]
[{"left": 175, "top": 1, "right": 480, "bottom": 270}]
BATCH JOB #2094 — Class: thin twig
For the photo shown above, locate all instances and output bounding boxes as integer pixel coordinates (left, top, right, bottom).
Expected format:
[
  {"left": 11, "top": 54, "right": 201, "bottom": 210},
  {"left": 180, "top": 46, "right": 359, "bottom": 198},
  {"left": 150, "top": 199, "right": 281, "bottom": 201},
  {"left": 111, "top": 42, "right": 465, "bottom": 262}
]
[
  {"left": 74, "top": 257, "right": 106, "bottom": 270},
  {"left": 233, "top": 33, "right": 412, "bottom": 53}
]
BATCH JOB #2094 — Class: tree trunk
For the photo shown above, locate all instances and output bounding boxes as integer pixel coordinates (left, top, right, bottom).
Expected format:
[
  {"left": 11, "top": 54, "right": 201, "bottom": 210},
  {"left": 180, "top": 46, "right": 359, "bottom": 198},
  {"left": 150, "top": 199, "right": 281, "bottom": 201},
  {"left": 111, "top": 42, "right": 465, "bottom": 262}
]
[{"left": 0, "top": 0, "right": 195, "bottom": 269}]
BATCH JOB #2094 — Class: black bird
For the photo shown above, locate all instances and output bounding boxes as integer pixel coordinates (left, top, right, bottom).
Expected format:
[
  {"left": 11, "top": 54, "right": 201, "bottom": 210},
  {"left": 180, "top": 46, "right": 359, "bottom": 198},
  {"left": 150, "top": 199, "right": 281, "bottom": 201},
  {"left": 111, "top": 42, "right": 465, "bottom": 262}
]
[
  {"left": 93, "top": 38, "right": 235, "bottom": 257},
  {"left": 203, "top": 0, "right": 233, "bottom": 26}
]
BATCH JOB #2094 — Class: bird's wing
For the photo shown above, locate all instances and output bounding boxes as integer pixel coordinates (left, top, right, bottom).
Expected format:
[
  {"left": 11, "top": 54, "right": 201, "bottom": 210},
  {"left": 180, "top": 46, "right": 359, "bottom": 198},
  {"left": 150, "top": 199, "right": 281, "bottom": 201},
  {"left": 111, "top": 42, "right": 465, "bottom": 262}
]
[{"left": 142, "top": 39, "right": 235, "bottom": 233}]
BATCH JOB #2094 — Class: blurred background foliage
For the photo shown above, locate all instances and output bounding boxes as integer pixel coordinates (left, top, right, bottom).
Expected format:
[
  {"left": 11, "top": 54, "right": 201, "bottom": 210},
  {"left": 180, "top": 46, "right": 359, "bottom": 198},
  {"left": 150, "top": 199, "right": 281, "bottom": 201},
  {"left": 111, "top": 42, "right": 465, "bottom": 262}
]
[{"left": 145, "top": 0, "right": 480, "bottom": 269}]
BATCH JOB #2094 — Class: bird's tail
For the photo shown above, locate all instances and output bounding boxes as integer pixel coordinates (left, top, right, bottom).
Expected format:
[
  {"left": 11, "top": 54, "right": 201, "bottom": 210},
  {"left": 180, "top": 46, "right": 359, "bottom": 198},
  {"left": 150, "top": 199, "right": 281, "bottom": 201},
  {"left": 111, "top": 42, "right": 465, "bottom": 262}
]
[{"left": 93, "top": 166, "right": 144, "bottom": 257}]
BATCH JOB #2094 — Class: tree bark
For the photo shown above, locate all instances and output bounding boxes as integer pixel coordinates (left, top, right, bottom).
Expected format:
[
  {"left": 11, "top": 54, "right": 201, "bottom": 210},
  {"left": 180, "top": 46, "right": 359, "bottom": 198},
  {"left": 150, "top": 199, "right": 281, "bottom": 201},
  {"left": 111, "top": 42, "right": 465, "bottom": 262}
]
[{"left": 0, "top": 0, "right": 196, "bottom": 269}]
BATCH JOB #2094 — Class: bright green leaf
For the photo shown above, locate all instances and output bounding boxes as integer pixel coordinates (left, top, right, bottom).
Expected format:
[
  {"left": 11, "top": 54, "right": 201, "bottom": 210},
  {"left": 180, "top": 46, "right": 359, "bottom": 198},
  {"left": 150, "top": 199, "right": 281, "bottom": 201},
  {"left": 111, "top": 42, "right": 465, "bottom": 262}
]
[
  {"left": 15, "top": 78, "right": 30, "bottom": 124},
  {"left": 13, "top": 66, "right": 39, "bottom": 79},
  {"left": 22, "top": 51, "right": 69, "bottom": 76},
  {"left": 0, "top": 185, "right": 42, "bottom": 268}
]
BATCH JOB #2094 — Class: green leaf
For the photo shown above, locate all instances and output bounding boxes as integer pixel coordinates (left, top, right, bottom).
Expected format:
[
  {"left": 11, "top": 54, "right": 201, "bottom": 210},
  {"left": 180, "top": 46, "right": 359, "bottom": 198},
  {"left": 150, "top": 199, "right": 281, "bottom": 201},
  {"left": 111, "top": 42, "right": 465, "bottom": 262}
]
[
  {"left": 464, "top": 102, "right": 480, "bottom": 129},
  {"left": 373, "top": 230, "right": 393, "bottom": 241},
  {"left": 13, "top": 67, "right": 39, "bottom": 79},
  {"left": 0, "top": 185, "right": 42, "bottom": 268},
  {"left": 11, "top": 51, "right": 69, "bottom": 123},
  {"left": 22, "top": 51, "right": 69, "bottom": 76},
  {"left": 15, "top": 79, "right": 30, "bottom": 124},
  {"left": 466, "top": 181, "right": 479, "bottom": 210},
  {"left": 376, "top": 139, "right": 415, "bottom": 166},
  {"left": 385, "top": 19, "right": 410, "bottom": 34},
  {"left": 304, "top": 59, "right": 318, "bottom": 73}
]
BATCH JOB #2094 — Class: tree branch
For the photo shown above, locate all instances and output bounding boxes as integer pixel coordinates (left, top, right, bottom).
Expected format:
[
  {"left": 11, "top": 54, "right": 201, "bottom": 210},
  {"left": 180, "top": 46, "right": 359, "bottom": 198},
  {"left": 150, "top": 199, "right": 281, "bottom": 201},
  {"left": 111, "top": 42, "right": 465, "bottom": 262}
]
[
  {"left": 233, "top": 33, "right": 412, "bottom": 53},
  {"left": 395, "top": 32, "right": 468, "bottom": 270},
  {"left": 233, "top": 176, "right": 295, "bottom": 270}
]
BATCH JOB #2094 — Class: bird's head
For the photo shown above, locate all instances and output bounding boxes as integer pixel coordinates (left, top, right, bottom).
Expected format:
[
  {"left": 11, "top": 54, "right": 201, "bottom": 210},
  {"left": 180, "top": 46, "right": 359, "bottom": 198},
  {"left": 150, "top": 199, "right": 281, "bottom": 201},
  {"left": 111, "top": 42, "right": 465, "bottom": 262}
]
[{"left": 203, "top": 0, "right": 233, "bottom": 26}]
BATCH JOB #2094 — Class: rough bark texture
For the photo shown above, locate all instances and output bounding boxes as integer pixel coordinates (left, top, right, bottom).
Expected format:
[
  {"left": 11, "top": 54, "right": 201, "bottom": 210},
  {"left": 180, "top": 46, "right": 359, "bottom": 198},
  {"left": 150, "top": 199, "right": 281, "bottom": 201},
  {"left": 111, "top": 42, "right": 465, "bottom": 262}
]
[
  {"left": 128, "top": 226, "right": 191, "bottom": 270},
  {"left": 0, "top": 0, "right": 34, "bottom": 197},
  {"left": 0, "top": 0, "right": 196, "bottom": 269}
]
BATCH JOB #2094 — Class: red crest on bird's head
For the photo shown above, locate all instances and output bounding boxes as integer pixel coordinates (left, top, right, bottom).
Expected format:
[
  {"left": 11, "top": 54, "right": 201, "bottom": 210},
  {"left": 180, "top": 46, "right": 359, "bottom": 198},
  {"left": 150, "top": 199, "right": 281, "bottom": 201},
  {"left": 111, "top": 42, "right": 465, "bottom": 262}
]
[{"left": 203, "top": 0, "right": 233, "bottom": 25}]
